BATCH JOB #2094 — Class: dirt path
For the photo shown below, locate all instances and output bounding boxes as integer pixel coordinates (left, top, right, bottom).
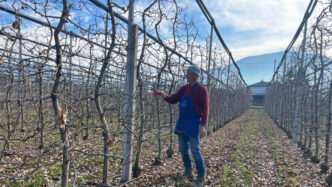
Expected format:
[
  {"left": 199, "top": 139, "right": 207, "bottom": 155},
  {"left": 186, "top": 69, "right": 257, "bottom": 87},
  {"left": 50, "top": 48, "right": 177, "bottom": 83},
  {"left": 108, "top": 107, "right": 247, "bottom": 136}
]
[
  {"left": 128, "top": 107, "right": 252, "bottom": 186},
  {"left": 251, "top": 112, "right": 280, "bottom": 186},
  {"left": 127, "top": 108, "right": 326, "bottom": 186},
  {"left": 261, "top": 110, "right": 326, "bottom": 186}
]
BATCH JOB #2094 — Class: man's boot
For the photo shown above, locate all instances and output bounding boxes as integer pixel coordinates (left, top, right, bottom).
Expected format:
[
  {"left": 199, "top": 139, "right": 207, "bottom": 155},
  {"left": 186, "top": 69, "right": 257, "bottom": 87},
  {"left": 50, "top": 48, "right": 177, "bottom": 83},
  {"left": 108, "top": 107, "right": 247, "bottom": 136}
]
[
  {"left": 196, "top": 175, "right": 205, "bottom": 186},
  {"left": 183, "top": 169, "right": 194, "bottom": 180}
]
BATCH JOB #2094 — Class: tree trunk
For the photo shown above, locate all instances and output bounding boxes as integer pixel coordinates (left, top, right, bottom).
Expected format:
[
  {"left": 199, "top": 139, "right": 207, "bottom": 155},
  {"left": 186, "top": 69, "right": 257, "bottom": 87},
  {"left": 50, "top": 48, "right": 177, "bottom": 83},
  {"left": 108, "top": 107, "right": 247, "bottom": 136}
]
[
  {"left": 324, "top": 79, "right": 332, "bottom": 166},
  {"left": 292, "top": 72, "right": 304, "bottom": 143},
  {"left": 38, "top": 67, "right": 45, "bottom": 153},
  {"left": 51, "top": 1, "right": 69, "bottom": 186},
  {"left": 94, "top": 2, "right": 116, "bottom": 183}
]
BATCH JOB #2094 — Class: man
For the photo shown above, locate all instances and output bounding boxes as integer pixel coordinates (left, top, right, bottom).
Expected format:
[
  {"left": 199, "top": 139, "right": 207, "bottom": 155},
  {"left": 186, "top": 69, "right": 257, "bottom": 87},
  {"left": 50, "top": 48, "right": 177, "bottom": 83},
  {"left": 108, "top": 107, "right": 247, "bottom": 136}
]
[{"left": 154, "top": 65, "right": 209, "bottom": 186}]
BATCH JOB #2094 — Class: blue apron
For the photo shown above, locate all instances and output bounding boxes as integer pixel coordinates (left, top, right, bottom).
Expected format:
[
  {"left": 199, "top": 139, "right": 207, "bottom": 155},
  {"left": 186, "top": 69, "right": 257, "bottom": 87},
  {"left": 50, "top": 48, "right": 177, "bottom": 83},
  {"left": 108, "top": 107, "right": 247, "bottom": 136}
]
[{"left": 174, "top": 84, "right": 200, "bottom": 137}]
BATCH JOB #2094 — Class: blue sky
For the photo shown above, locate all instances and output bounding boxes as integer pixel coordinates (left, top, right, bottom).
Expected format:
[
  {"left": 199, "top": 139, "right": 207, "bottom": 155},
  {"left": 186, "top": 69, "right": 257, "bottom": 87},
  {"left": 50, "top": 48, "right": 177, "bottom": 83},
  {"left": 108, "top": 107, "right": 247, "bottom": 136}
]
[
  {"left": 0, "top": 0, "right": 325, "bottom": 62},
  {"left": 1, "top": 0, "right": 330, "bottom": 87},
  {"left": 133, "top": 0, "right": 318, "bottom": 61}
]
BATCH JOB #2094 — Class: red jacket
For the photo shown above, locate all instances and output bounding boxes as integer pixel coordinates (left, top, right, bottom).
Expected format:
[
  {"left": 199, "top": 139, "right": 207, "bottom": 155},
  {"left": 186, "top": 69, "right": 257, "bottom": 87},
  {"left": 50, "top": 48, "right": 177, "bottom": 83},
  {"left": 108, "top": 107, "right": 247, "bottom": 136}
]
[{"left": 164, "top": 83, "right": 209, "bottom": 126}]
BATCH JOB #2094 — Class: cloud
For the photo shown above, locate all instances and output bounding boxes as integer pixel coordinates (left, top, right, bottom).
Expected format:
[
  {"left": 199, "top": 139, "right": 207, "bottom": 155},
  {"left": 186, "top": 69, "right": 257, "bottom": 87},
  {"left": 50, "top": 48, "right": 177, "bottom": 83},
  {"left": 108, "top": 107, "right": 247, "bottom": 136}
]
[
  {"left": 231, "top": 37, "right": 292, "bottom": 61},
  {"left": 207, "top": 0, "right": 307, "bottom": 33},
  {"left": 190, "top": 0, "right": 310, "bottom": 60}
]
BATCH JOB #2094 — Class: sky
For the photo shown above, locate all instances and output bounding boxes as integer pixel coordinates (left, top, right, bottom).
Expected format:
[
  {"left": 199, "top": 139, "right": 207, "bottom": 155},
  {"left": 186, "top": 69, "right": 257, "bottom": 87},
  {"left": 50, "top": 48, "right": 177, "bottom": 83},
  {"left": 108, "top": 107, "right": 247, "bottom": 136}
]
[
  {"left": 0, "top": 0, "right": 330, "bottom": 89},
  {"left": 0, "top": 0, "right": 316, "bottom": 63},
  {"left": 184, "top": 0, "right": 310, "bottom": 61},
  {"left": 0, "top": 0, "right": 327, "bottom": 70}
]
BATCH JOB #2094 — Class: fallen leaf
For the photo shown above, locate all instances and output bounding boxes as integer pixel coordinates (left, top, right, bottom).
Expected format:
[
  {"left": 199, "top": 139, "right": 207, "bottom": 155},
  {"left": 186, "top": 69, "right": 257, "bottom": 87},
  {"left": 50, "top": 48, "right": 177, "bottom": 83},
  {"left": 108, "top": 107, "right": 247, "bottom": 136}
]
[{"left": 107, "top": 137, "right": 117, "bottom": 148}]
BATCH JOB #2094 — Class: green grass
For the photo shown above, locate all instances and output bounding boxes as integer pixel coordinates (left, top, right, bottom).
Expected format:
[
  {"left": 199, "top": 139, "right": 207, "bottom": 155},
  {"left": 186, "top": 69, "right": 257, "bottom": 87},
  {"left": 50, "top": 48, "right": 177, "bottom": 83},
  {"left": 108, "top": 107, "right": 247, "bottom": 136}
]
[
  {"left": 218, "top": 164, "right": 231, "bottom": 185},
  {"left": 240, "top": 167, "right": 253, "bottom": 184},
  {"left": 217, "top": 110, "right": 258, "bottom": 186}
]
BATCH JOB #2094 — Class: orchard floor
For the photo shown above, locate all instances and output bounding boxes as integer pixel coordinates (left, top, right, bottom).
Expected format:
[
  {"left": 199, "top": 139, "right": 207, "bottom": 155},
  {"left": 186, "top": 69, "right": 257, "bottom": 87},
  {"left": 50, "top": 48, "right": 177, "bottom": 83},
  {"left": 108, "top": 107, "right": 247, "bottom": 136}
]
[{"left": 121, "top": 108, "right": 327, "bottom": 187}]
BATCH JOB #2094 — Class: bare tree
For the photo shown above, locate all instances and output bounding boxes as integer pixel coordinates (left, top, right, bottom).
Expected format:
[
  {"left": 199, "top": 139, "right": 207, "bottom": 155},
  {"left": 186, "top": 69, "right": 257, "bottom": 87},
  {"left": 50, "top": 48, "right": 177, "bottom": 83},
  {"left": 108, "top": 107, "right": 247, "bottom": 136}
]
[{"left": 93, "top": 0, "right": 116, "bottom": 184}]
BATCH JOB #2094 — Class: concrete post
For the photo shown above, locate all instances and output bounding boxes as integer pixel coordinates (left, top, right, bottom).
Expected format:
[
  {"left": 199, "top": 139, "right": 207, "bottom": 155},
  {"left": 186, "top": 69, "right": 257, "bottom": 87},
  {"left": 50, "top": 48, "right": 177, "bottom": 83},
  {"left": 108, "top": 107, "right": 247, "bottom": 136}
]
[{"left": 121, "top": 0, "right": 137, "bottom": 183}]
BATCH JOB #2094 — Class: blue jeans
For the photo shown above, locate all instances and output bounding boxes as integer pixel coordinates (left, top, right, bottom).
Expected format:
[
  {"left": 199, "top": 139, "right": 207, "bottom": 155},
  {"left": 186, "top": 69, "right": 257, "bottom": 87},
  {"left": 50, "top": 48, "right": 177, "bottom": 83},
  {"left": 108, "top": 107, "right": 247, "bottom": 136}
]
[{"left": 177, "top": 133, "right": 205, "bottom": 176}]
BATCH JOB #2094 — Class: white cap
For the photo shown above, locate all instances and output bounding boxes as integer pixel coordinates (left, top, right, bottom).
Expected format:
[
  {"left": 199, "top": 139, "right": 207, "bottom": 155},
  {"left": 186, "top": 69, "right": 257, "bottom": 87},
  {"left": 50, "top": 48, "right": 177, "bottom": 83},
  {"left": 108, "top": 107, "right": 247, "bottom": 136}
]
[{"left": 187, "top": 65, "right": 200, "bottom": 76}]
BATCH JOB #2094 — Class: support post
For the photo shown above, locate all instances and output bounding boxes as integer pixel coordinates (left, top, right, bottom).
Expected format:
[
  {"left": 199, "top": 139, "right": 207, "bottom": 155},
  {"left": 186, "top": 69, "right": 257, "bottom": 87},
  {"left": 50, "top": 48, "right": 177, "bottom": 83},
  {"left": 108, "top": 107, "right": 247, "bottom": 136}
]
[
  {"left": 121, "top": 0, "right": 137, "bottom": 183},
  {"left": 206, "top": 21, "right": 213, "bottom": 133}
]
